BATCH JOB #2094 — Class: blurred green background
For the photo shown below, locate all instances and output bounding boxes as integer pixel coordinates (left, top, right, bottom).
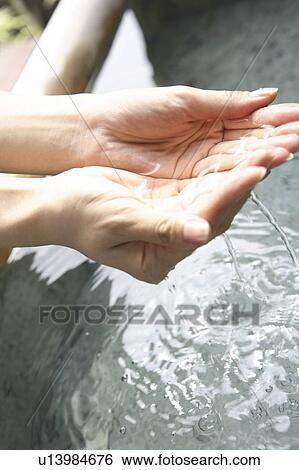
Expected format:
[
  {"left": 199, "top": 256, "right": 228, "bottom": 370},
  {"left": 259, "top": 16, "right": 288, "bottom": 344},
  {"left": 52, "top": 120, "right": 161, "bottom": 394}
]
[{"left": 0, "top": 0, "right": 59, "bottom": 44}]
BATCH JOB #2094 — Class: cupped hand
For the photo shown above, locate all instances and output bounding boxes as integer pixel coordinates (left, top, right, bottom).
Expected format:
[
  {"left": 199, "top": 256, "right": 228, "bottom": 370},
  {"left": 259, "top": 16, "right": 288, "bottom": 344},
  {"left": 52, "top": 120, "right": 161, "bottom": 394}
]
[
  {"left": 80, "top": 86, "right": 299, "bottom": 178},
  {"left": 41, "top": 146, "right": 283, "bottom": 283}
]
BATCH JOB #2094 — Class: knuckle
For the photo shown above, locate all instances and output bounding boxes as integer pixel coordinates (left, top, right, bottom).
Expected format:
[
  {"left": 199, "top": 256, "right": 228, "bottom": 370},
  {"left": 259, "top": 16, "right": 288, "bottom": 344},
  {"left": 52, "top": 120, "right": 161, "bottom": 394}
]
[
  {"left": 174, "top": 84, "right": 189, "bottom": 95},
  {"left": 230, "top": 90, "right": 249, "bottom": 101},
  {"left": 225, "top": 90, "right": 250, "bottom": 111},
  {"left": 237, "top": 90, "right": 250, "bottom": 100},
  {"left": 106, "top": 208, "right": 132, "bottom": 234},
  {"left": 156, "top": 219, "right": 175, "bottom": 245},
  {"left": 106, "top": 217, "right": 122, "bottom": 234},
  {"left": 169, "top": 85, "right": 198, "bottom": 118},
  {"left": 172, "top": 85, "right": 193, "bottom": 103}
]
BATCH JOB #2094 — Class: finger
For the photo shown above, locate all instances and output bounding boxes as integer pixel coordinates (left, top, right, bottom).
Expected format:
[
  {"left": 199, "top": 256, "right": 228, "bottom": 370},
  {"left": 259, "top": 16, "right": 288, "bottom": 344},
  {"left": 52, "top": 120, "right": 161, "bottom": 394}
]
[
  {"left": 233, "top": 148, "right": 291, "bottom": 171},
  {"left": 188, "top": 87, "right": 278, "bottom": 120},
  {"left": 193, "top": 147, "right": 290, "bottom": 176},
  {"left": 192, "top": 154, "right": 247, "bottom": 176},
  {"left": 125, "top": 206, "right": 212, "bottom": 247},
  {"left": 224, "top": 120, "right": 299, "bottom": 141},
  {"left": 224, "top": 103, "right": 299, "bottom": 129},
  {"left": 232, "top": 149, "right": 282, "bottom": 171},
  {"left": 210, "top": 134, "right": 299, "bottom": 155},
  {"left": 212, "top": 193, "right": 250, "bottom": 237},
  {"left": 190, "top": 166, "right": 267, "bottom": 223}
]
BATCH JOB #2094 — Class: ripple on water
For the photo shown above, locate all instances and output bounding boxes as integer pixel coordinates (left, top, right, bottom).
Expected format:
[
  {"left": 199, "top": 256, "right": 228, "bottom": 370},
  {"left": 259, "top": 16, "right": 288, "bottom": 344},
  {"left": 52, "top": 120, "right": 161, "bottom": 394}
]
[{"left": 59, "top": 181, "right": 299, "bottom": 450}]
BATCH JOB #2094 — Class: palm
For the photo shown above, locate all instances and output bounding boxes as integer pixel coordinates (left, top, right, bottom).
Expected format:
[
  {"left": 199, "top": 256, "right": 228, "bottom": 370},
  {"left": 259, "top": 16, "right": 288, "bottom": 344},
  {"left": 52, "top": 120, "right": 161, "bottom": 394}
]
[
  {"left": 89, "top": 87, "right": 299, "bottom": 179},
  {"left": 82, "top": 162, "right": 267, "bottom": 282},
  {"left": 104, "top": 115, "right": 225, "bottom": 179}
]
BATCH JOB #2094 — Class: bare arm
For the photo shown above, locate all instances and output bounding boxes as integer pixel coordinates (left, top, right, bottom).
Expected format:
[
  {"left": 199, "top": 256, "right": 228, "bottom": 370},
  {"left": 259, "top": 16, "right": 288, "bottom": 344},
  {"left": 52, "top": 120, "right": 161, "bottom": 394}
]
[
  {"left": 0, "top": 167, "right": 212, "bottom": 284},
  {"left": 0, "top": 93, "right": 86, "bottom": 174},
  {"left": 0, "top": 0, "right": 124, "bottom": 263},
  {"left": 13, "top": 0, "right": 125, "bottom": 95}
]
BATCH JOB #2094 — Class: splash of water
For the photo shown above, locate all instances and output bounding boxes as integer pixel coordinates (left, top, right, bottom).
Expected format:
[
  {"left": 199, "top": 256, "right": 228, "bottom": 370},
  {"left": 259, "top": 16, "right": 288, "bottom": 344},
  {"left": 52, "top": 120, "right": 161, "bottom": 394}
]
[
  {"left": 223, "top": 233, "right": 268, "bottom": 304},
  {"left": 250, "top": 191, "right": 298, "bottom": 267}
]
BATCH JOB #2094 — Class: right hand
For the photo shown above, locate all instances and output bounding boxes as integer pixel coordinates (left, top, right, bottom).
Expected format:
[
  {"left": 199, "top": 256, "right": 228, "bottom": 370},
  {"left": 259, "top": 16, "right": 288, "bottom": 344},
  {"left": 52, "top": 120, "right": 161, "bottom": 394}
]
[{"left": 38, "top": 146, "right": 288, "bottom": 283}]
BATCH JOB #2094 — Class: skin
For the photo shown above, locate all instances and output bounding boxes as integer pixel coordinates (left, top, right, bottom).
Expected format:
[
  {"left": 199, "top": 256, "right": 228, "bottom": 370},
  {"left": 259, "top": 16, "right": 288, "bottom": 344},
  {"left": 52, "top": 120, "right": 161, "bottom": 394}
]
[
  {"left": 0, "top": 164, "right": 268, "bottom": 283},
  {"left": 80, "top": 86, "right": 299, "bottom": 177},
  {"left": 1, "top": 86, "right": 299, "bottom": 282},
  {"left": 1, "top": 86, "right": 299, "bottom": 176}
]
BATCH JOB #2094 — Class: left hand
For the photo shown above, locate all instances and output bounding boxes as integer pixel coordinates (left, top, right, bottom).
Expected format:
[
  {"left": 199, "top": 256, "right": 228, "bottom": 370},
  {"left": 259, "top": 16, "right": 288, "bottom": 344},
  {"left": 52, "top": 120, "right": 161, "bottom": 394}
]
[{"left": 80, "top": 86, "right": 299, "bottom": 178}]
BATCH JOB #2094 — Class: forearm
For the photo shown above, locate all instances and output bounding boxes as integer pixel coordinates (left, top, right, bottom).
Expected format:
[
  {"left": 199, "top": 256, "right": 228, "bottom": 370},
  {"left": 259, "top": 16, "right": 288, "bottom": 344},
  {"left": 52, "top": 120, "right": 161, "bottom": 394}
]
[{"left": 0, "top": 93, "right": 86, "bottom": 174}]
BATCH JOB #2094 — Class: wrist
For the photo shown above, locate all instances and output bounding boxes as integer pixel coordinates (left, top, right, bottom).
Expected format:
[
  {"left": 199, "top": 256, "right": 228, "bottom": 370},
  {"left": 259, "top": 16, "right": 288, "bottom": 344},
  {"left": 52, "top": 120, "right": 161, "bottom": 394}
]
[
  {"left": 0, "top": 94, "right": 85, "bottom": 174},
  {"left": 69, "top": 93, "right": 107, "bottom": 168},
  {"left": 35, "top": 173, "right": 85, "bottom": 250},
  {"left": 0, "top": 177, "right": 49, "bottom": 247},
  {"left": 0, "top": 174, "right": 77, "bottom": 249}
]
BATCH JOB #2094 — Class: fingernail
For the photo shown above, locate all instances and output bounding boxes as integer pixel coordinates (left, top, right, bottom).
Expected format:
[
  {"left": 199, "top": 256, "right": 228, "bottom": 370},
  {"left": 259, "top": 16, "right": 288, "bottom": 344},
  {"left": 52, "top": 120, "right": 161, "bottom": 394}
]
[
  {"left": 287, "top": 153, "right": 294, "bottom": 161},
  {"left": 183, "top": 220, "right": 210, "bottom": 245},
  {"left": 251, "top": 87, "right": 278, "bottom": 98}
]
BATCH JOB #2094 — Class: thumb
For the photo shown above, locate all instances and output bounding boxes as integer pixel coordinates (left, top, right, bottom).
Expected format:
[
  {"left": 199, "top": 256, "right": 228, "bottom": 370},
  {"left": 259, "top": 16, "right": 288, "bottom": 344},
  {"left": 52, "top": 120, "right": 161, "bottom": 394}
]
[
  {"left": 127, "top": 207, "right": 211, "bottom": 247},
  {"left": 187, "top": 87, "right": 278, "bottom": 120}
]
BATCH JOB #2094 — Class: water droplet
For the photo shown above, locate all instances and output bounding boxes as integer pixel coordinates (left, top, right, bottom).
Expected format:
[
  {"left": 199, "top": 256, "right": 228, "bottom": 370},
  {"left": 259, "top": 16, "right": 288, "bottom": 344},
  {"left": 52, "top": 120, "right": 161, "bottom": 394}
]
[
  {"left": 275, "top": 375, "right": 295, "bottom": 393},
  {"left": 288, "top": 399, "right": 299, "bottom": 417},
  {"left": 265, "top": 385, "right": 273, "bottom": 393},
  {"left": 137, "top": 399, "right": 146, "bottom": 410},
  {"left": 280, "top": 378, "right": 291, "bottom": 387},
  {"left": 278, "top": 398, "right": 299, "bottom": 417},
  {"left": 168, "top": 284, "right": 176, "bottom": 294},
  {"left": 121, "top": 374, "right": 128, "bottom": 383},
  {"left": 278, "top": 404, "right": 285, "bottom": 414},
  {"left": 120, "top": 426, "right": 126, "bottom": 435},
  {"left": 250, "top": 405, "right": 267, "bottom": 422},
  {"left": 150, "top": 404, "right": 157, "bottom": 414},
  {"left": 197, "top": 413, "right": 220, "bottom": 434}
]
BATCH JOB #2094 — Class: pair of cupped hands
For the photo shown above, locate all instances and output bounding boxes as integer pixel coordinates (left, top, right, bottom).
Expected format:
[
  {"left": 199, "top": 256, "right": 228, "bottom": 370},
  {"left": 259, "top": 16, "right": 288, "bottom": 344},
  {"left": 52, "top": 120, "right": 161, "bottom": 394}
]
[{"left": 43, "top": 86, "right": 299, "bottom": 283}]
